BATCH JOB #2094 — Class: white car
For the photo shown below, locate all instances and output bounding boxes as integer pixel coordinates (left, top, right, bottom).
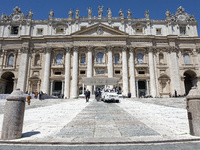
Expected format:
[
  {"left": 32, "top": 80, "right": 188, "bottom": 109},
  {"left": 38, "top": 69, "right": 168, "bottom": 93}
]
[{"left": 101, "top": 90, "right": 120, "bottom": 103}]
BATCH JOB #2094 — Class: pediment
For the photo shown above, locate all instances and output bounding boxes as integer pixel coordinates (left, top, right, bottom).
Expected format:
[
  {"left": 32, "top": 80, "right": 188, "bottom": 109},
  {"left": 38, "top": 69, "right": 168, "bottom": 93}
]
[{"left": 71, "top": 23, "right": 128, "bottom": 36}]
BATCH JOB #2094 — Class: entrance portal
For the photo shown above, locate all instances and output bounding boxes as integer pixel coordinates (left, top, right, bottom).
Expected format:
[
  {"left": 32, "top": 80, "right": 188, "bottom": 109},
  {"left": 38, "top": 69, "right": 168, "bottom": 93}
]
[
  {"left": 184, "top": 71, "right": 197, "bottom": 95},
  {"left": 52, "top": 81, "right": 62, "bottom": 97},
  {"left": 1, "top": 72, "right": 14, "bottom": 94},
  {"left": 138, "top": 81, "right": 146, "bottom": 97}
]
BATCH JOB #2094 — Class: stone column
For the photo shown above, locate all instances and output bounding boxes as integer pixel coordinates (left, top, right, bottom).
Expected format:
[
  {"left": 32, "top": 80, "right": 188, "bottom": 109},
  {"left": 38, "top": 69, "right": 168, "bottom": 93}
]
[
  {"left": 148, "top": 47, "right": 157, "bottom": 97},
  {"left": 107, "top": 46, "right": 114, "bottom": 89},
  {"left": 70, "top": 46, "right": 79, "bottom": 98},
  {"left": 122, "top": 46, "right": 128, "bottom": 96},
  {"left": 64, "top": 47, "right": 71, "bottom": 99},
  {"left": 50, "top": 80, "right": 53, "bottom": 95},
  {"left": 82, "top": 83, "right": 85, "bottom": 95},
  {"left": 87, "top": 46, "right": 93, "bottom": 92},
  {"left": 62, "top": 80, "right": 64, "bottom": 95},
  {"left": 1, "top": 89, "right": 26, "bottom": 140},
  {"left": 42, "top": 47, "right": 52, "bottom": 95},
  {"left": 129, "top": 47, "right": 136, "bottom": 98},
  {"left": 136, "top": 79, "right": 139, "bottom": 97},
  {"left": 17, "top": 47, "right": 29, "bottom": 92},
  {"left": 146, "top": 79, "right": 149, "bottom": 95},
  {"left": 169, "top": 46, "right": 181, "bottom": 95}
]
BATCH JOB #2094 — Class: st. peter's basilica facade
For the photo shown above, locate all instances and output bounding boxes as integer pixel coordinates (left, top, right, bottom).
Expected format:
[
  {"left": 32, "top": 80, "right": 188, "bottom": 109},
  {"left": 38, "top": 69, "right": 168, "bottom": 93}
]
[{"left": 0, "top": 6, "right": 199, "bottom": 98}]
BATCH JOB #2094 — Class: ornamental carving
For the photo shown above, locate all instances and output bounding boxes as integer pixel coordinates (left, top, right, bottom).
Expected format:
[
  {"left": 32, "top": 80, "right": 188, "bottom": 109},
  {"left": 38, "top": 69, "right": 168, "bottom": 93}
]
[
  {"left": 21, "top": 47, "right": 29, "bottom": 53},
  {"left": 73, "top": 46, "right": 79, "bottom": 52},
  {"left": 106, "top": 45, "right": 114, "bottom": 52},
  {"left": 168, "top": 46, "right": 179, "bottom": 53},
  {"left": 64, "top": 46, "right": 72, "bottom": 53},
  {"left": 121, "top": 46, "right": 127, "bottom": 51},
  {"left": 96, "top": 26, "right": 104, "bottom": 35},
  {"left": 45, "top": 47, "right": 53, "bottom": 53},
  {"left": 86, "top": 45, "right": 93, "bottom": 52},
  {"left": 129, "top": 46, "right": 136, "bottom": 52}
]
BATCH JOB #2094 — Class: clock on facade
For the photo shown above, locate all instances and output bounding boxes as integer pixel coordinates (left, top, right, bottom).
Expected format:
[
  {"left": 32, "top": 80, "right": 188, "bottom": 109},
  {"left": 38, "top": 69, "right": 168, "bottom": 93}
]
[
  {"left": 178, "top": 15, "right": 186, "bottom": 21},
  {"left": 12, "top": 15, "right": 20, "bottom": 21}
]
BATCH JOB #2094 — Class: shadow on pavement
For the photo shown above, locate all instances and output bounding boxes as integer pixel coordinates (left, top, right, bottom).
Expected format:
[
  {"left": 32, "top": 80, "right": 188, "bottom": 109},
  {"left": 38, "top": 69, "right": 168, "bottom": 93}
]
[{"left": 22, "top": 131, "right": 40, "bottom": 138}]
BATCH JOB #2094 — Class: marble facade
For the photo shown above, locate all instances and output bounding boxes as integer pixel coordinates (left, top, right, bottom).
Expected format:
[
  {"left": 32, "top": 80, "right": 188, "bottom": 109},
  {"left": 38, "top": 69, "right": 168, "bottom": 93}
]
[{"left": 0, "top": 6, "right": 200, "bottom": 98}]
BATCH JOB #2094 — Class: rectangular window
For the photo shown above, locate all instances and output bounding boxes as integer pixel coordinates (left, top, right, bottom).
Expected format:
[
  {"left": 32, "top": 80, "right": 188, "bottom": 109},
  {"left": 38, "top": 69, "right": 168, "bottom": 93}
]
[
  {"left": 115, "top": 57, "right": 119, "bottom": 63},
  {"left": 55, "top": 72, "right": 61, "bottom": 75},
  {"left": 80, "top": 71, "right": 85, "bottom": 74},
  {"left": 96, "top": 69, "right": 105, "bottom": 75},
  {"left": 135, "top": 28, "right": 143, "bottom": 34},
  {"left": 115, "top": 70, "right": 120, "bottom": 74},
  {"left": 56, "top": 28, "right": 64, "bottom": 34},
  {"left": 138, "top": 71, "right": 145, "bottom": 74},
  {"left": 11, "top": 26, "right": 19, "bottom": 35},
  {"left": 81, "top": 57, "right": 86, "bottom": 64},
  {"left": 180, "top": 27, "right": 186, "bottom": 35},
  {"left": 156, "top": 28, "right": 161, "bottom": 35},
  {"left": 37, "top": 28, "right": 43, "bottom": 35}
]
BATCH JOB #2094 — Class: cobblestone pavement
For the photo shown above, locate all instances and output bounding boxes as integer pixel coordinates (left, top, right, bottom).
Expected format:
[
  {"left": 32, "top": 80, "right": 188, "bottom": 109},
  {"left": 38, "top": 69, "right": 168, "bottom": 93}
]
[
  {"left": 0, "top": 97, "right": 198, "bottom": 143},
  {"left": 56, "top": 101, "right": 159, "bottom": 142}
]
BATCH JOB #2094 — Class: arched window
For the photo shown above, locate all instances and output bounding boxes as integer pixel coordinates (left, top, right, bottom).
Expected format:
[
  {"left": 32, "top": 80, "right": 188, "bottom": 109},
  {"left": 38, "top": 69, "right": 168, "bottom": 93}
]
[
  {"left": 7, "top": 54, "right": 14, "bottom": 66},
  {"left": 159, "top": 53, "right": 164, "bottom": 64},
  {"left": 34, "top": 54, "right": 40, "bottom": 66},
  {"left": 97, "top": 52, "right": 103, "bottom": 63},
  {"left": 56, "top": 54, "right": 63, "bottom": 65},
  {"left": 114, "top": 54, "right": 120, "bottom": 63},
  {"left": 137, "top": 53, "right": 143, "bottom": 64},
  {"left": 184, "top": 53, "right": 190, "bottom": 64}
]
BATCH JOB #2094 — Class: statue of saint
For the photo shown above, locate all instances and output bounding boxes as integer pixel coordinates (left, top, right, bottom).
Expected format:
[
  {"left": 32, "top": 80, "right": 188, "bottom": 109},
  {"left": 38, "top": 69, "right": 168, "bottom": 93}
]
[
  {"left": 107, "top": 8, "right": 112, "bottom": 18},
  {"left": 127, "top": 9, "right": 132, "bottom": 19},
  {"left": 87, "top": 7, "right": 92, "bottom": 18},
  {"left": 28, "top": 10, "right": 33, "bottom": 19},
  {"left": 98, "top": 6, "right": 103, "bottom": 18},
  {"left": 1, "top": 13, "right": 5, "bottom": 21},
  {"left": 119, "top": 9, "right": 124, "bottom": 19},
  {"left": 68, "top": 9, "right": 73, "bottom": 19},
  {"left": 145, "top": 10, "right": 149, "bottom": 20},
  {"left": 165, "top": 9, "right": 171, "bottom": 20},
  {"left": 49, "top": 9, "right": 54, "bottom": 19},
  {"left": 75, "top": 8, "right": 80, "bottom": 19}
]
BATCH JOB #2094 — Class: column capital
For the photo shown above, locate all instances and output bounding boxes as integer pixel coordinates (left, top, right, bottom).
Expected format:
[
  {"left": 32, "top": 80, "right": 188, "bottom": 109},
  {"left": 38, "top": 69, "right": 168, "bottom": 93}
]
[
  {"left": 196, "top": 47, "right": 200, "bottom": 53},
  {"left": 129, "top": 46, "right": 136, "bottom": 52},
  {"left": 45, "top": 47, "right": 53, "bottom": 53},
  {"left": 86, "top": 45, "right": 94, "bottom": 52},
  {"left": 20, "top": 47, "right": 29, "bottom": 53},
  {"left": 147, "top": 46, "right": 155, "bottom": 52},
  {"left": 121, "top": 45, "right": 127, "bottom": 51},
  {"left": 73, "top": 46, "right": 79, "bottom": 52},
  {"left": 106, "top": 45, "right": 114, "bottom": 52},
  {"left": 64, "top": 46, "right": 72, "bottom": 52},
  {"left": 168, "top": 46, "right": 179, "bottom": 53}
]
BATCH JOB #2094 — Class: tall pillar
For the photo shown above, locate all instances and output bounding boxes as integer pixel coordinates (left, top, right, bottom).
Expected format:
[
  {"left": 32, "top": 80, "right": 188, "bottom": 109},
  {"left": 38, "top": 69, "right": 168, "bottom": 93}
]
[
  {"left": 17, "top": 47, "right": 29, "bottom": 92},
  {"left": 70, "top": 46, "right": 79, "bottom": 98},
  {"left": 64, "top": 47, "right": 71, "bottom": 99},
  {"left": 129, "top": 47, "right": 136, "bottom": 98},
  {"left": 86, "top": 46, "right": 93, "bottom": 92},
  {"left": 122, "top": 46, "right": 128, "bottom": 96},
  {"left": 148, "top": 47, "right": 157, "bottom": 97},
  {"left": 136, "top": 79, "right": 139, "bottom": 97},
  {"left": 82, "top": 83, "right": 85, "bottom": 95},
  {"left": 169, "top": 46, "right": 181, "bottom": 95},
  {"left": 146, "top": 79, "right": 149, "bottom": 95},
  {"left": 50, "top": 80, "right": 53, "bottom": 95},
  {"left": 107, "top": 46, "right": 114, "bottom": 89},
  {"left": 42, "top": 47, "right": 52, "bottom": 95}
]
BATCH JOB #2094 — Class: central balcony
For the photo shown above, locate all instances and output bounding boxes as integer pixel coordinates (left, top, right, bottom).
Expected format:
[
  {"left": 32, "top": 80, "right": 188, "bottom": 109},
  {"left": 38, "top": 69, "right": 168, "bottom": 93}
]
[{"left": 94, "top": 62, "right": 107, "bottom": 67}]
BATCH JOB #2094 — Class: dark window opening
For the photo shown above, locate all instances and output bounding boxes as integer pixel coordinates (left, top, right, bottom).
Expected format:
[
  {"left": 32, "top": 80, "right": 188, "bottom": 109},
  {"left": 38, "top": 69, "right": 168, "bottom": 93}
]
[
  {"left": 139, "top": 71, "right": 145, "bottom": 74},
  {"left": 115, "top": 70, "right": 120, "bottom": 74},
  {"left": 54, "top": 82, "right": 62, "bottom": 90},
  {"left": 11, "top": 26, "right": 19, "bottom": 34},
  {"left": 80, "top": 71, "right": 85, "bottom": 74},
  {"left": 55, "top": 72, "right": 61, "bottom": 75}
]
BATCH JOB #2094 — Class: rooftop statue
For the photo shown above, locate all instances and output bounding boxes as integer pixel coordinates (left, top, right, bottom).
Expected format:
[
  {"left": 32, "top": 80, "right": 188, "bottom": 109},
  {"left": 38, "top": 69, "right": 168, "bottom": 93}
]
[
  {"left": 13, "top": 6, "right": 22, "bottom": 14},
  {"left": 119, "top": 9, "right": 124, "bottom": 19},
  {"left": 107, "top": 8, "right": 112, "bottom": 18},
  {"left": 127, "top": 9, "right": 132, "bottom": 19},
  {"left": 75, "top": 8, "right": 79, "bottom": 19},
  {"left": 165, "top": 9, "right": 171, "bottom": 20},
  {"left": 68, "top": 9, "right": 73, "bottom": 19},
  {"left": 87, "top": 7, "right": 92, "bottom": 18},
  {"left": 98, "top": 6, "right": 103, "bottom": 18},
  {"left": 145, "top": 10, "right": 149, "bottom": 20},
  {"left": 176, "top": 6, "right": 185, "bottom": 15},
  {"left": 28, "top": 10, "right": 33, "bottom": 19},
  {"left": 49, "top": 9, "right": 54, "bottom": 19},
  {"left": 1, "top": 13, "right": 5, "bottom": 21}
]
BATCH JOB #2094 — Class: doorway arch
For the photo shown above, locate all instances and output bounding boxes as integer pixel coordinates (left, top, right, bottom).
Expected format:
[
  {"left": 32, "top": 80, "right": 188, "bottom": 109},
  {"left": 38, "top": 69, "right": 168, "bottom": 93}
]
[
  {"left": 184, "top": 70, "right": 197, "bottom": 95},
  {"left": 1, "top": 72, "right": 15, "bottom": 94}
]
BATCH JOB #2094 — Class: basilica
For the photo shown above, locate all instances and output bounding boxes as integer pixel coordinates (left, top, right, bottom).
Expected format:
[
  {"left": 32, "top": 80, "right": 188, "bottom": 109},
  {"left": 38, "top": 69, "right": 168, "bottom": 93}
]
[{"left": 0, "top": 6, "right": 199, "bottom": 98}]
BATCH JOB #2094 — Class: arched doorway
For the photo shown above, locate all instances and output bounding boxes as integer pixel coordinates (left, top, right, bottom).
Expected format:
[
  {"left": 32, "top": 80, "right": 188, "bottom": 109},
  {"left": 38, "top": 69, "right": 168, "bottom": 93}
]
[
  {"left": 1, "top": 72, "right": 15, "bottom": 94},
  {"left": 184, "top": 70, "right": 197, "bottom": 95}
]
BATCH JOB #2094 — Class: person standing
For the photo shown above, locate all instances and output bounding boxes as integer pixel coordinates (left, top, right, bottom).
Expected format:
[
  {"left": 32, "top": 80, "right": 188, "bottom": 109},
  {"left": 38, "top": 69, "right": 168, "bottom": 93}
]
[
  {"left": 27, "top": 94, "right": 31, "bottom": 105},
  {"left": 174, "top": 90, "right": 177, "bottom": 97},
  {"left": 85, "top": 89, "right": 90, "bottom": 102},
  {"left": 39, "top": 91, "right": 43, "bottom": 100}
]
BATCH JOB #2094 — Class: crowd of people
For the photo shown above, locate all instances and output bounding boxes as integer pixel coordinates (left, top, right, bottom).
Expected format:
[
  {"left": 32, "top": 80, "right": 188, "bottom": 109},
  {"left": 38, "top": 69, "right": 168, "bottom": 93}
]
[{"left": 25, "top": 90, "right": 44, "bottom": 105}]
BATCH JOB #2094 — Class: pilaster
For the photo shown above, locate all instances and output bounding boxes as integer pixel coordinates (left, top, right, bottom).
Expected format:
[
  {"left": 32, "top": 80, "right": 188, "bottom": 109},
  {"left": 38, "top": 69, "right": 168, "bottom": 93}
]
[
  {"left": 86, "top": 45, "right": 93, "bottom": 92},
  {"left": 129, "top": 46, "right": 136, "bottom": 98},
  {"left": 122, "top": 46, "right": 128, "bottom": 96},
  {"left": 64, "top": 47, "right": 71, "bottom": 98}
]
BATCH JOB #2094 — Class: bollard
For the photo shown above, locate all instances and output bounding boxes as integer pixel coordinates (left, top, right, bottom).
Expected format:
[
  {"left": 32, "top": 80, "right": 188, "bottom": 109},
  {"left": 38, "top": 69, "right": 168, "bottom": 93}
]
[
  {"left": 186, "top": 86, "right": 200, "bottom": 136},
  {"left": 1, "top": 89, "right": 26, "bottom": 140}
]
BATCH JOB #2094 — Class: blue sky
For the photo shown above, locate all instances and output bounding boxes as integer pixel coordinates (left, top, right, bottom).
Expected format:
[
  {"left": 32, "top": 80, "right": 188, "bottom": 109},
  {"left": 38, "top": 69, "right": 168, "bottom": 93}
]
[{"left": 1, "top": 0, "right": 200, "bottom": 33}]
